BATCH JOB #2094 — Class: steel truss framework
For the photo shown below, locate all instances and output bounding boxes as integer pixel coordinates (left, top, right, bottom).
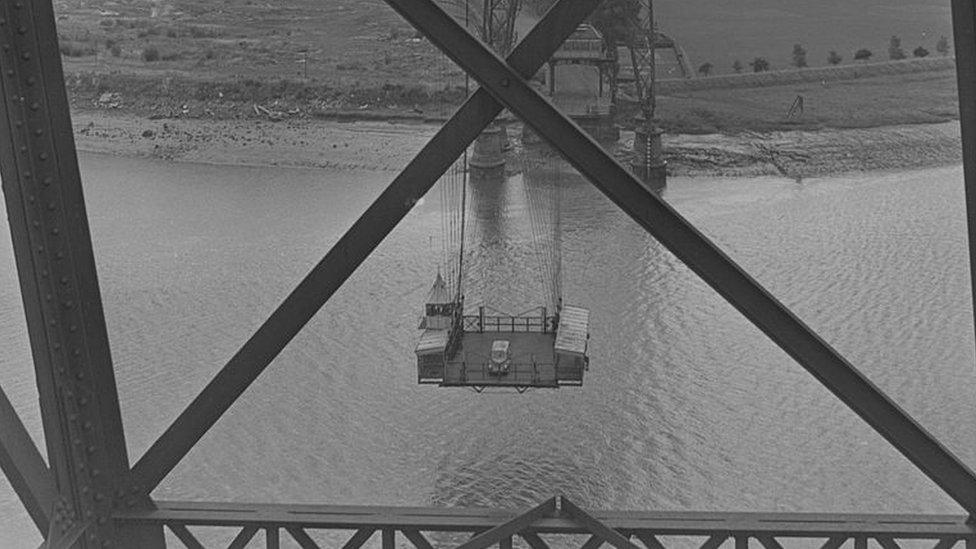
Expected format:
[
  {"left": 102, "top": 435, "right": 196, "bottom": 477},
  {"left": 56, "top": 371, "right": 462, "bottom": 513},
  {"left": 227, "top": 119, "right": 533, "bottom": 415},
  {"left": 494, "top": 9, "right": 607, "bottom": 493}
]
[{"left": 0, "top": 0, "right": 975, "bottom": 547}]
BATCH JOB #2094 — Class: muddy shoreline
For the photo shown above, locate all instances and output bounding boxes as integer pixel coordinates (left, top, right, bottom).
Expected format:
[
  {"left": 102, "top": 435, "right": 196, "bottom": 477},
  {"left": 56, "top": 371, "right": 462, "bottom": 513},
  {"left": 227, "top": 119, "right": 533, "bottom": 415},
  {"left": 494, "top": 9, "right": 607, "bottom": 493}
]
[{"left": 70, "top": 108, "right": 962, "bottom": 178}]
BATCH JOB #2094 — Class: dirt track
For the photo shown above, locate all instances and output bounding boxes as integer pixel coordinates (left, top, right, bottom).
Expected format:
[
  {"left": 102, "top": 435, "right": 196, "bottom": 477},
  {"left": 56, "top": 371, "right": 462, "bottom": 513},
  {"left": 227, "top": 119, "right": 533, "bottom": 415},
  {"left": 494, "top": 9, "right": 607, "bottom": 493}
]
[{"left": 70, "top": 109, "right": 962, "bottom": 178}]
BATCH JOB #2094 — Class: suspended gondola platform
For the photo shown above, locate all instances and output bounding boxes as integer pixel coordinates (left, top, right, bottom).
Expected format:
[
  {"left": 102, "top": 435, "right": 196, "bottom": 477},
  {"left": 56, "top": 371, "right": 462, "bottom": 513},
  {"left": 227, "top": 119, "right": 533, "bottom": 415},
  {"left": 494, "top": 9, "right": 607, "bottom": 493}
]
[
  {"left": 416, "top": 146, "right": 588, "bottom": 390},
  {"left": 416, "top": 277, "right": 589, "bottom": 391}
]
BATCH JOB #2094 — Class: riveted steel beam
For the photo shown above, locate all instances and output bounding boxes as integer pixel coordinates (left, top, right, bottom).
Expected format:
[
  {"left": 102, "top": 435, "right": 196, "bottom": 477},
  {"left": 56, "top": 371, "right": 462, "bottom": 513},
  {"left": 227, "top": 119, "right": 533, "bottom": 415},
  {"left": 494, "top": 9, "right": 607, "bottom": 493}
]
[
  {"left": 0, "top": 0, "right": 163, "bottom": 545},
  {"left": 382, "top": 0, "right": 976, "bottom": 514},
  {"left": 951, "top": 0, "right": 976, "bottom": 396},
  {"left": 0, "top": 383, "right": 56, "bottom": 533},
  {"left": 128, "top": 0, "right": 603, "bottom": 493}
]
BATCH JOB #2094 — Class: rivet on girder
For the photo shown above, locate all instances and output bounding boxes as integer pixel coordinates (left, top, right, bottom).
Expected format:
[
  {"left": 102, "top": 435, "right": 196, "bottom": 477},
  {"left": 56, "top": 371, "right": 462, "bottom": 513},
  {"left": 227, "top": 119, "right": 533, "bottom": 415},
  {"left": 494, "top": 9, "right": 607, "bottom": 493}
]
[
  {"left": 20, "top": 51, "right": 29, "bottom": 61},
  {"left": 48, "top": 319, "right": 55, "bottom": 326},
  {"left": 0, "top": 18, "right": 6, "bottom": 25},
  {"left": 78, "top": 396, "right": 89, "bottom": 405},
  {"left": 68, "top": 413, "right": 77, "bottom": 422},
  {"left": 72, "top": 438, "right": 81, "bottom": 446},
  {"left": 69, "top": 324, "right": 77, "bottom": 332},
  {"left": 72, "top": 348, "right": 81, "bottom": 356},
  {"left": 14, "top": 120, "right": 22, "bottom": 128},
  {"left": 97, "top": 517, "right": 107, "bottom": 525},
  {"left": 60, "top": 276, "right": 69, "bottom": 284},
  {"left": 27, "top": 194, "right": 35, "bottom": 203},
  {"left": 63, "top": 300, "right": 74, "bottom": 309},
  {"left": 82, "top": 420, "right": 92, "bottom": 430},
  {"left": 17, "top": 26, "right": 26, "bottom": 35},
  {"left": 23, "top": 170, "right": 31, "bottom": 179},
  {"left": 13, "top": 3, "right": 23, "bottom": 10},
  {"left": 51, "top": 227, "right": 60, "bottom": 235},
  {"left": 47, "top": 202, "right": 56, "bottom": 211},
  {"left": 55, "top": 251, "right": 64, "bottom": 259},
  {"left": 93, "top": 493, "right": 104, "bottom": 502},
  {"left": 1, "top": 45, "right": 8, "bottom": 52},
  {"left": 76, "top": 371, "right": 85, "bottom": 381},
  {"left": 90, "top": 469, "right": 100, "bottom": 478},
  {"left": 6, "top": 70, "right": 14, "bottom": 77},
  {"left": 38, "top": 151, "right": 48, "bottom": 160},
  {"left": 86, "top": 445, "right": 96, "bottom": 455},
  {"left": 19, "top": 145, "right": 27, "bottom": 154},
  {"left": 26, "top": 77, "right": 35, "bottom": 86},
  {"left": 29, "top": 102, "right": 39, "bottom": 111},
  {"left": 40, "top": 268, "right": 47, "bottom": 275},
  {"left": 36, "top": 246, "right": 44, "bottom": 254},
  {"left": 45, "top": 292, "right": 52, "bottom": 300},
  {"left": 31, "top": 220, "right": 39, "bottom": 227},
  {"left": 33, "top": 127, "right": 42, "bottom": 136},
  {"left": 43, "top": 176, "right": 52, "bottom": 185}
]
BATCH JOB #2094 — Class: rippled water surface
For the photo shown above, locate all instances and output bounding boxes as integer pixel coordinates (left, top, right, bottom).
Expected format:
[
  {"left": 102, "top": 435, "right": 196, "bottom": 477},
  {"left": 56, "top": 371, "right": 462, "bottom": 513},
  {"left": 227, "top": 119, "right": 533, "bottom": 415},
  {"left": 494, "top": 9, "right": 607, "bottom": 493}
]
[{"left": 1, "top": 154, "right": 974, "bottom": 546}]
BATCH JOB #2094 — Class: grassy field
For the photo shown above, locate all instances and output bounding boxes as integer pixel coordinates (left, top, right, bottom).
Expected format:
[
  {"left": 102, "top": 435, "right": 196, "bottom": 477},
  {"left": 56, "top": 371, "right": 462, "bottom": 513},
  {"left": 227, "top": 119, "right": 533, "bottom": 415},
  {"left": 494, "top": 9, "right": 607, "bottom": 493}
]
[
  {"left": 650, "top": 69, "right": 961, "bottom": 134},
  {"left": 54, "top": 0, "right": 962, "bottom": 135}
]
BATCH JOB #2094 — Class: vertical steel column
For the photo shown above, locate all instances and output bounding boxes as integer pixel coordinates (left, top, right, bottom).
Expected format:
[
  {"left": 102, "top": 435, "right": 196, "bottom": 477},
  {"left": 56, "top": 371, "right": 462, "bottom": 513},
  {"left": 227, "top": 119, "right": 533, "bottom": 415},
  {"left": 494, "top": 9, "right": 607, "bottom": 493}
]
[
  {"left": 0, "top": 0, "right": 161, "bottom": 545},
  {"left": 952, "top": 0, "right": 976, "bottom": 390}
]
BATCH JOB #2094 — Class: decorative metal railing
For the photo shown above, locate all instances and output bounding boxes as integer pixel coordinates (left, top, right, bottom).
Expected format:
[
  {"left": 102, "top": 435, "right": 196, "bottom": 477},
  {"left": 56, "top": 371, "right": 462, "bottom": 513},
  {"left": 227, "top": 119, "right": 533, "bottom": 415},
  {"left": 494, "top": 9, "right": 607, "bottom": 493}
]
[
  {"left": 113, "top": 496, "right": 976, "bottom": 549},
  {"left": 461, "top": 315, "right": 557, "bottom": 333}
]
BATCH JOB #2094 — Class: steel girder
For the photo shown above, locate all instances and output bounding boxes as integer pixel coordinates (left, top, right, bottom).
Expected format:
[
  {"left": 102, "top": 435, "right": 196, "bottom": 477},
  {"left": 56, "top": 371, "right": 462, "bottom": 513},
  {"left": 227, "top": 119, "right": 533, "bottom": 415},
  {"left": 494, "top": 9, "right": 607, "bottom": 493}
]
[
  {"left": 0, "top": 384, "right": 55, "bottom": 532},
  {"left": 380, "top": 0, "right": 976, "bottom": 514},
  {"left": 0, "top": 0, "right": 162, "bottom": 544},
  {"left": 127, "top": 0, "right": 605, "bottom": 493},
  {"left": 951, "top": 0, "right": 976, "bottom": 363}
]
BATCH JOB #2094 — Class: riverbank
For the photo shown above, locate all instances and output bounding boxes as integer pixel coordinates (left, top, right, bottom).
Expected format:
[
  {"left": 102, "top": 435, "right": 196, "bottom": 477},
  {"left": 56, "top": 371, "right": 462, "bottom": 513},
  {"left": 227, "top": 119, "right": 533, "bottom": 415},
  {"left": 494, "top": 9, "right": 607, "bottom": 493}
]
[{"left": 70, "top": 108, "right": 961, "bottom": 179}]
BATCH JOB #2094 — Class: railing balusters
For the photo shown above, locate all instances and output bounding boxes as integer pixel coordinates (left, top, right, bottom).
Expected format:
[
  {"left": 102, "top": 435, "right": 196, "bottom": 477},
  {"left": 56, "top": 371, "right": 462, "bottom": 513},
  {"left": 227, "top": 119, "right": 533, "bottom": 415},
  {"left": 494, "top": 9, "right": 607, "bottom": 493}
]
[
  {"left": 342, "top": 528, "right": 376, "bottom": 549},
  {"left": 266, "top": 526, "right": 280, "bottom": 549},
  {"left": 383, "top": 528, "right": 396, "bottom": 549},
  {"left": 167, "top": 524, "right": 205, "bottom": 549},
  {"left": 757, "top": 536, "right": 784, "bottom": 549},
  {"left": 855, "top": 537, "right": 868, "bottom": 549},
  {"left": 735, "top": 535, "right": 749, "bottom": 549},
  {"left": 227, "top": 526, "right": 260, "bottom": 549},
  {"left": 521, "top": 533, "right": 552, "bottom": 549},
  {"left": 877, "top": 537, "right": 901, "bottom": 549},
  {"left": 285, "top": 526, "right": 322, "bottom": 549},
  {"left": 580, "top": 535, "right": 604, "bottom": 549},
  {"left": 821, "top": 537, "right": 848, "bottom": 549},
  {"left": 701, "top": 536, "right": 728, "bottom": 549},
  {"left": 403, "top": 529, "right": 435, "bottom": 549}
]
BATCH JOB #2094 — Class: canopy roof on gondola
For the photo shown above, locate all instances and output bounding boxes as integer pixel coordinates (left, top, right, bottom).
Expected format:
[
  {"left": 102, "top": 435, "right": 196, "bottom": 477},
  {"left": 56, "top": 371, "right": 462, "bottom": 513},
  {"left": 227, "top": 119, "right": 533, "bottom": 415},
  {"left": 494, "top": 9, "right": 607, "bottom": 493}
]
[{"left": 427, "top": 272, "right": 453, "bottom": 305}]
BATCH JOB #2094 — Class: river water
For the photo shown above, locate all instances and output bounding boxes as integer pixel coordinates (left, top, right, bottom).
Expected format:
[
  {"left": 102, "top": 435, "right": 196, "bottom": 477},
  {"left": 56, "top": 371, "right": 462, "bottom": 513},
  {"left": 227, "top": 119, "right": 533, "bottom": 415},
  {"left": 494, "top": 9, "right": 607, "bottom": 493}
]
[{"left": 1, "top": 153, "right": 974, "bottom": 546}]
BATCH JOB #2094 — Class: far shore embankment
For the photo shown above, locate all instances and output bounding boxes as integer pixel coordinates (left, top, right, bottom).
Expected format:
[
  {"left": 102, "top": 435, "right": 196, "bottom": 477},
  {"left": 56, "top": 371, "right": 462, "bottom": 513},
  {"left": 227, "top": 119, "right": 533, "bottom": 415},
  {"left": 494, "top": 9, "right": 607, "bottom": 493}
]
[{"left": 70, "top": 108, "right": 962, "bottom": 179}]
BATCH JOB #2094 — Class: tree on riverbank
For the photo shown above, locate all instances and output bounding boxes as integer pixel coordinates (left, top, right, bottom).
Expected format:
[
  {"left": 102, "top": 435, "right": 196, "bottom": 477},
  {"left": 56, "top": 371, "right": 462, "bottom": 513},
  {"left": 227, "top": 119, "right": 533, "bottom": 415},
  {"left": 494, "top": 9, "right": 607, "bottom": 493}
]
[
  {"left": 792, "top": 44, "right": 807, "bottom": 68},
  {"left": 827, "top": 50, "right": 842, "bottom": 65},
  {"left": 698, "top": 62, "right": 713, "bottom": 76},
  {"left": 750, "top": 57, "right": 770, "bottom": 72},
  {"left": 914, "top": 46, "right": 930, "bottom": 58},
  {"left": 936, "top": 35, "right": 950, "bottom": 56},
  {"left": 854, "top": 48, "right": 873, "bottom": 62},
  {"left": 732, "top": 59, "right": 743, "bottom": 73}
]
